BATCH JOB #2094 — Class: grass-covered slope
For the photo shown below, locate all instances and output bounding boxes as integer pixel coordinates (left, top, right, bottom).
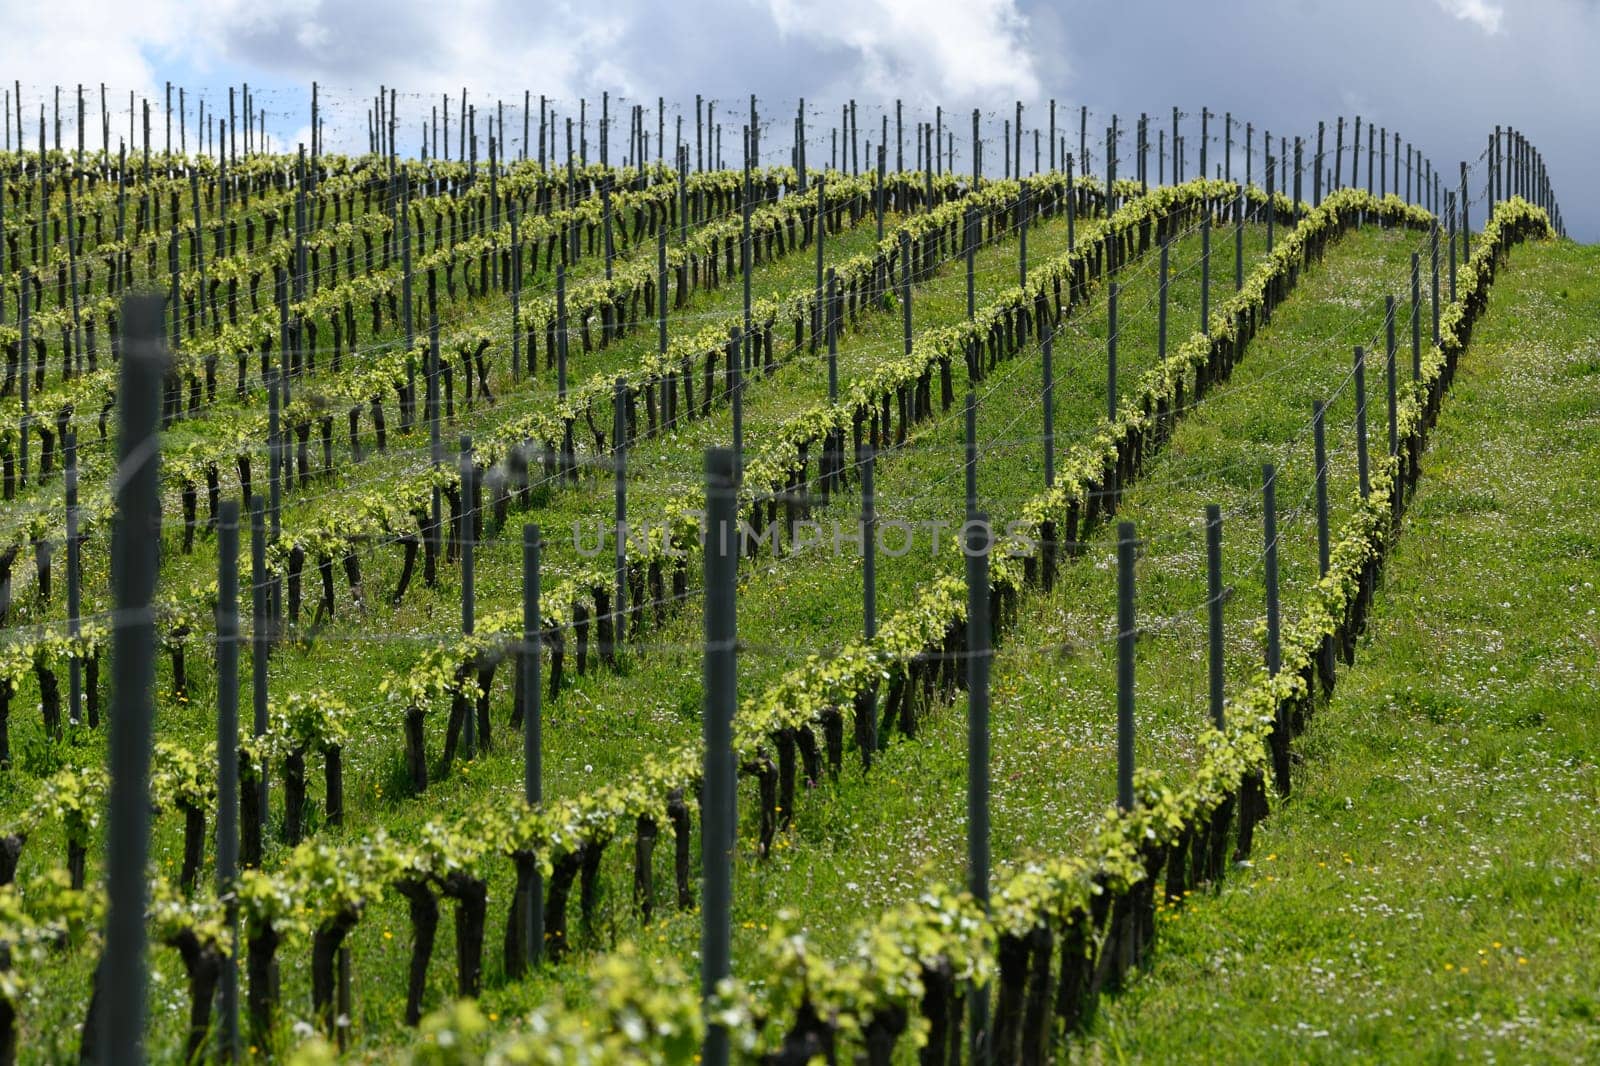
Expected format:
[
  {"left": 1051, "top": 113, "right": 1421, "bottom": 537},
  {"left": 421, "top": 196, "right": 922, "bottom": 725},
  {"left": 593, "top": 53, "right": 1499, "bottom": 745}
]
[{"left": 1081, "top": 237, "right": 1600, "bottom": 1062}]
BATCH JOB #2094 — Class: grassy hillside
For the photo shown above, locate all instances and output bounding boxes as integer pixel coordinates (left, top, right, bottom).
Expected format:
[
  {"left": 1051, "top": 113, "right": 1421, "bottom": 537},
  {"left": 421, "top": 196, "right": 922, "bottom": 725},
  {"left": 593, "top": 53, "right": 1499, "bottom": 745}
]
[{"left": 1080, "top": 237, "right": 1600, "bottom": 1062}]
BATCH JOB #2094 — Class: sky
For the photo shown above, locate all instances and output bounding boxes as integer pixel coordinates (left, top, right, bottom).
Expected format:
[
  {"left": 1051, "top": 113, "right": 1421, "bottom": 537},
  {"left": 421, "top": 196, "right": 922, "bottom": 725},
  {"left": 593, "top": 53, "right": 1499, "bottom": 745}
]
[{"left": 2, "top": 0, "right": 1594, "bottom": 238}]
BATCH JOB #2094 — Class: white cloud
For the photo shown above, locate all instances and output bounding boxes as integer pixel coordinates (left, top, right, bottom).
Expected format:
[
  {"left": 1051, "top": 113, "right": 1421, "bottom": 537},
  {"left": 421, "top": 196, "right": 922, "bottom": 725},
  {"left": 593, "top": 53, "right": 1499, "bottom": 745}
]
[
  {"left": 2, "top": 0, "right": 1045, "bottom": 159},
  {"left": 5, "top": 1, "right": 176, "bottom": 138},
  {"left": 767, "top": 0, "right": 1040, "bottom": 102},
  {"left": 1, "top": 0, "right": 264, "bottom": 151},
  {"left": 213, "top": 0, "right": 631, "bottom": 103},
  {"left": 1435, "top": 0, "right": 1505, "bottom": 35}
]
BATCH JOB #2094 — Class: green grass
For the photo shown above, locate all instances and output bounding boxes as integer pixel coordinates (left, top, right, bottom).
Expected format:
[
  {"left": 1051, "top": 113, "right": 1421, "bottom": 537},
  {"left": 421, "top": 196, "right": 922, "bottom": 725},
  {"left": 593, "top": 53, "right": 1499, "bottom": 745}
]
[
  {"left": 0, "top": 169, "right": 764, "bottom": 613},
  {"left": 1075, "top": 236, "right": 1600, "bottom": 1062},
  {"left": 0, "top": 181, "right": 886, "bottom": 658},
  {"left": 143, "top": 200, "right": 1077, "bottom": 785},
  {"left": 2, "top": 183, "right": 1125, "bottom": 1056},
  {"left": 8, "top": 188, "right": 1247, "bottom": 1058},
  {"left": 504, "top": 220, "right": 1432, "bottom": 1011},
  {"left": 411, "top": 215, "right": 1383, "bottom": 1039},
  {"left": 20, "top": 197, "right": 1581, "bottom": 1065}
]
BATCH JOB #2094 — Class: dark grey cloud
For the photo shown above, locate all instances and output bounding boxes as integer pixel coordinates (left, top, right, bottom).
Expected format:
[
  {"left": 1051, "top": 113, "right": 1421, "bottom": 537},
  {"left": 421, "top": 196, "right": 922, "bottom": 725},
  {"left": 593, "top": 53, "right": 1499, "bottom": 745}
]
[{"left": 1024, "top": 0, "right": 1597, "bottom": 237}]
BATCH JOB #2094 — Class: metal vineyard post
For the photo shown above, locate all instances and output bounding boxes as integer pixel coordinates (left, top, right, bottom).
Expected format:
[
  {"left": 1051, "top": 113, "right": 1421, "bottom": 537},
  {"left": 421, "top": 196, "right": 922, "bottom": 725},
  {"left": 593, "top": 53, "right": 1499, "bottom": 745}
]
[
  {"left": 1205, "top": 506, "right": 1225, "bottom": 729},
  {"left": 1263, "top": 463, "right": 1287, "bottom": 795},
  {"left": 1116, "top": 521, "right": 1137, "bottom": 812},
  {"left": 216, "top": 500, "right": 241, "bottom": 1062},
  {"left": 965, "top": 506, "right": 993, "bottom": 1065},
  {"left": 103, "top": 293, "right": 166, "bottom": 1059},
  {"left": 700, "top": 447, "right": 737, "bottom": 1066}
]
